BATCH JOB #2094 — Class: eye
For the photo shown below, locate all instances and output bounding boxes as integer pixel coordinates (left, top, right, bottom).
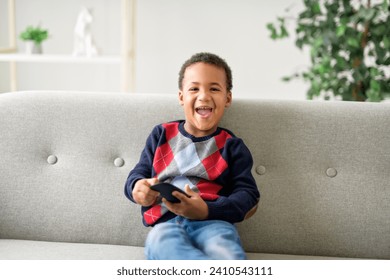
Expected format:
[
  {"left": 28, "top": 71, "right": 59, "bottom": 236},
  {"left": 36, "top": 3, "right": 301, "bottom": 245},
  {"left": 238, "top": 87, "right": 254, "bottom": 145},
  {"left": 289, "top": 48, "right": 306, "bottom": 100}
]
[
  {"left": 211, "top": 87, "right": 221, "bottom": 92},
  {"left": 189, "top": 87, "right": 198, "bottom": 92}
]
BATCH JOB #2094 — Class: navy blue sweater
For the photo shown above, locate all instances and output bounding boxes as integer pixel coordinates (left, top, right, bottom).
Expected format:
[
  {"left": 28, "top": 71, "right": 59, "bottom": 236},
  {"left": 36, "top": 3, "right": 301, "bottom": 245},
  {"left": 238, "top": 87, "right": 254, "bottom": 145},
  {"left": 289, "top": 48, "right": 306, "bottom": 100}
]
[{"left": 125, "top": 121, "right": 260, "bottom": 226}]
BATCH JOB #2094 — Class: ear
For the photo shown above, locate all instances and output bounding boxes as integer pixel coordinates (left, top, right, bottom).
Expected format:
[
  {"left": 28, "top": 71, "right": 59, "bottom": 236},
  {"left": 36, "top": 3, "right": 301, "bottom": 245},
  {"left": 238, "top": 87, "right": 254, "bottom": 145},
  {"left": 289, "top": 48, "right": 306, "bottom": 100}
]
[
  {"left": 225, "top": 91, "right": 232, "bottom": 108},
  {"left": 178, "top": 91, "right": 184, "bottom": 106}
]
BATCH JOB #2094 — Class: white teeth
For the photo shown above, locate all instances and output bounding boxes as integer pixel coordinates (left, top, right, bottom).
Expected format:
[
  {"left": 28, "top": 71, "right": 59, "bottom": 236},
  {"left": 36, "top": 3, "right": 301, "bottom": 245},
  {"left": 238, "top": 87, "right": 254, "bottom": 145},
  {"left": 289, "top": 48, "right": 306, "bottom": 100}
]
[{"left": 196, "top": 106, "right": 213, "bottom": 116}]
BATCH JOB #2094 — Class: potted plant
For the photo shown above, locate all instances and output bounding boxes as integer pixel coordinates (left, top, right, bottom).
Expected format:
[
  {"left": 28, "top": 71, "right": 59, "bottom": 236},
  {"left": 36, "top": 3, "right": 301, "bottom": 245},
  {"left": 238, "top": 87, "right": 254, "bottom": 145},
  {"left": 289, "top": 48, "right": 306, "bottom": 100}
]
[
  {"left": 266, "top": 0, "right": 390, "bottom": 102},
  {"left": 19, "top": 25, "right": 49, "bottom": 54}
]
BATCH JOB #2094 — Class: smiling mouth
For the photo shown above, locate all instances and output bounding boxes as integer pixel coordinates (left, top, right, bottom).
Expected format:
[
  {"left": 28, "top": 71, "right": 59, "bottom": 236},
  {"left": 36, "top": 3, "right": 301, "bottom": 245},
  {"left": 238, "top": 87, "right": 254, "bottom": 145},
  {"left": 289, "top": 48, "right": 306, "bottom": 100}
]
[{"left": 196, "top": 106, "right": 213, "bottom": 117}]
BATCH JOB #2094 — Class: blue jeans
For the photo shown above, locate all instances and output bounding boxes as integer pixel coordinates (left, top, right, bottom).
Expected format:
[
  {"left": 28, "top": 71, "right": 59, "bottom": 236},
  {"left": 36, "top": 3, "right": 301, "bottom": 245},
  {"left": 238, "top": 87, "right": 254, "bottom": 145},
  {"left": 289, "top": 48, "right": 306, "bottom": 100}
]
[{"left": 145, "top": 216, "right": 246, "bottom": 260}]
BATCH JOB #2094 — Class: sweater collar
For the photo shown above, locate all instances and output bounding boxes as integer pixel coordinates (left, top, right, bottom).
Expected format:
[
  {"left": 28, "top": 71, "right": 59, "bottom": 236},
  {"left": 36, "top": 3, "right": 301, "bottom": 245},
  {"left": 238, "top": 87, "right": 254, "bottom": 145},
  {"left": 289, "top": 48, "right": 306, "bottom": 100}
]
[{"left": 178, "top": 121, "right": 222, "bottom": 142}]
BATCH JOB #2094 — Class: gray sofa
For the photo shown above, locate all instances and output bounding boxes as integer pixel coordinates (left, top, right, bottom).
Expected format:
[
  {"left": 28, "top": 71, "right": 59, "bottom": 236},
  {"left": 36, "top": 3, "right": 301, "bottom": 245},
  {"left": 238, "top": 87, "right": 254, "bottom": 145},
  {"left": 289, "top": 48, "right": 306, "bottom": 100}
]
[{"left": 0, "top": 91, "right": 389, "bottom": 260}]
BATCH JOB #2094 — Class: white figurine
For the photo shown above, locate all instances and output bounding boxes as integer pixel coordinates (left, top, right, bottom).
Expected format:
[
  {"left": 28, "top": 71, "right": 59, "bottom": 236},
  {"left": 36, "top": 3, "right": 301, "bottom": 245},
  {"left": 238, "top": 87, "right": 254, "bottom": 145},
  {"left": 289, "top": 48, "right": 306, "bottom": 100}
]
[{"left": 72, "top": 7, "right": 98, "bottom": 57}]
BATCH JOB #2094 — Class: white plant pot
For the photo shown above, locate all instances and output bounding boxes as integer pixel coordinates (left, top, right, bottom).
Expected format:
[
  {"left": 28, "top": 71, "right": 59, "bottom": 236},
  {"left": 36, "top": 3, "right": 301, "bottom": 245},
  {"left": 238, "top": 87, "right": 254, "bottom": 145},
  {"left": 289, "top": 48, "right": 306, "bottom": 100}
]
[{"left": 24, "top": 40, "right": 42, "bottom": 54}]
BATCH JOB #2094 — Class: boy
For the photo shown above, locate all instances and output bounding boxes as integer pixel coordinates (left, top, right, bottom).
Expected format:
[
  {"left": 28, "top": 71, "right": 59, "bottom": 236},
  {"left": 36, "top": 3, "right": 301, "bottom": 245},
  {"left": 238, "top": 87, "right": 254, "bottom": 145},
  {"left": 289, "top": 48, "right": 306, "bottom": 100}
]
[{"left": 124, "top": 52, "right": 260, "bottom": 259}]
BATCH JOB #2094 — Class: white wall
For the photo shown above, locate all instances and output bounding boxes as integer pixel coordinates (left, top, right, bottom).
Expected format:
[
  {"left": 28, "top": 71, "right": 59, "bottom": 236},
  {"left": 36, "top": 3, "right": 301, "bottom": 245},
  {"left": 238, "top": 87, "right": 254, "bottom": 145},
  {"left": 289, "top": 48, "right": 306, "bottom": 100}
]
[{"left": 0, "top": 0, "right": 309, "bottom": 100}]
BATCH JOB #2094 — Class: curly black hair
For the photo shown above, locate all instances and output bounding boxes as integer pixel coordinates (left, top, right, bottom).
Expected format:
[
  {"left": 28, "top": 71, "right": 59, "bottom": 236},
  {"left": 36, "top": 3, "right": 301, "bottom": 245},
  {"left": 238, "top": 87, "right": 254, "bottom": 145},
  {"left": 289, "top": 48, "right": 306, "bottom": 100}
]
[{"left": 178, "top": 52, "right": 233, "bottom": 91}]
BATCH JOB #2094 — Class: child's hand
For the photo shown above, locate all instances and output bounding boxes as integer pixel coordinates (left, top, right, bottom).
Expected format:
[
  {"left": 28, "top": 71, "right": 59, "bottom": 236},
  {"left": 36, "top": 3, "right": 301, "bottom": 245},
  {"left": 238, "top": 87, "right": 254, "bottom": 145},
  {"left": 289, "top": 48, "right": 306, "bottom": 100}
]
[
  {"left": 163, "top": 184, "right": 209, "bottom": 220},
  {"left": 132, "top": 178, "right": 159, "bottom": 206}
]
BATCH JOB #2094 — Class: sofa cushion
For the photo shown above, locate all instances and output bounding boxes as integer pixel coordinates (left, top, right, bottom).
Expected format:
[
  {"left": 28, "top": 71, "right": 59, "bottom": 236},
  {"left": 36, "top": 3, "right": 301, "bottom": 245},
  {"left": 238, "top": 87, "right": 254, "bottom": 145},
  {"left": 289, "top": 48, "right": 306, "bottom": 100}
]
[
  {"left": 0, "top": 239, "right": 145, "bottom": 260},
  {"left": 1, "top": 239, "right": 346, "bottom": 260}
]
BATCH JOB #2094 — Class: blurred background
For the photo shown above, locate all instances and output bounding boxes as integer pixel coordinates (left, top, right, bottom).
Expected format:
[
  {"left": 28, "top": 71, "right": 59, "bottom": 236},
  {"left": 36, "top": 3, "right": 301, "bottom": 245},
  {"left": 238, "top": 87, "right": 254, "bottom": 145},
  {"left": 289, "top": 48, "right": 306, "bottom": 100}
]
[{"left": 0, "top": 0, "right": 333, "bottom": 100}]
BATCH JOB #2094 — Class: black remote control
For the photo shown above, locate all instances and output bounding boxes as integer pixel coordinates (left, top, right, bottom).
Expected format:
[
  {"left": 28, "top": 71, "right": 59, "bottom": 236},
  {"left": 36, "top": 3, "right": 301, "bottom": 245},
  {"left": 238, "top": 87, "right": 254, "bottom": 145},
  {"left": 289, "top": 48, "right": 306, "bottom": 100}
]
[{"left": 150, "top": 183, "right": 190, "bottom": 203}]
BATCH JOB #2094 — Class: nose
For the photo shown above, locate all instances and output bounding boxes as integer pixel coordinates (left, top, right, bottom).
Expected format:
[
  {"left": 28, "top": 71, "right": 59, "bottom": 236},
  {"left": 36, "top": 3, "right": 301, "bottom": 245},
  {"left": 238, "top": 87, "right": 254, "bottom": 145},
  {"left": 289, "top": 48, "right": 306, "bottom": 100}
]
[{"left": 198, "top": 88, "right": 211, "bottom": 101}]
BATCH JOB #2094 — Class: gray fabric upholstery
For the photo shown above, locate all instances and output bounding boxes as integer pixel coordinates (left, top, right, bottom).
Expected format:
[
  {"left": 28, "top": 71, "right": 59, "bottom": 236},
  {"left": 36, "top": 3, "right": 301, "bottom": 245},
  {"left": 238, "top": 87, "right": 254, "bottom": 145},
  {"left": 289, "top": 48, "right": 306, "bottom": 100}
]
[
  {"left": 0, "top": 91, "right": 389, "bottom": 260},
  {"left": 0, "top": 239, "right": 345, "bottom": 260},
  {"left": 0, "top": 239, "right": 144, "bottom": 260}
]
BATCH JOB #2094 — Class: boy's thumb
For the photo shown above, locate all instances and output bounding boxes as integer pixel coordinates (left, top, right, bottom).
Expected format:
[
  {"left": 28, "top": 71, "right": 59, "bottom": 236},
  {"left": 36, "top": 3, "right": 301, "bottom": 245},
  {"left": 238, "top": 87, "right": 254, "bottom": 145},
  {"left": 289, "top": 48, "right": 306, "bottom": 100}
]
[
  {"left": 147, "top": 178, "right": 159, "bottom": 186},
  {"left": 184, "top": 184, "right": 197, "bottom": 196}
]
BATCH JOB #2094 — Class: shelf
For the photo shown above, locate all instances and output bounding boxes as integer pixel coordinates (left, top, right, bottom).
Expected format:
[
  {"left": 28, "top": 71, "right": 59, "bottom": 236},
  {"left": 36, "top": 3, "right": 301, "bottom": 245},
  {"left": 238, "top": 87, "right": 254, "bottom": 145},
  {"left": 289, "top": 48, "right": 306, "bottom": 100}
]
[
  {"left": 2, "top": 0, "right": 136, "bottom": 92},
  {"left": 0, "top": 53, "right": 121, "bottom": 64}
]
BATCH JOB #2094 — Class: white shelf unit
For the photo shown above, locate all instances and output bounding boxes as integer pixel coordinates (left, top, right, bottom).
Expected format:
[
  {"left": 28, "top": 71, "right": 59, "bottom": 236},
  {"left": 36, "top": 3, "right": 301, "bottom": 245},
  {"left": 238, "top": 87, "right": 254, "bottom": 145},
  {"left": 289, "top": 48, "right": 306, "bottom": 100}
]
[
  {"left": 0, "top": 54, "right": 122, "bottom": 64},
  {"left": 0, "top": 0, "right": 136, "bottom": 92}
]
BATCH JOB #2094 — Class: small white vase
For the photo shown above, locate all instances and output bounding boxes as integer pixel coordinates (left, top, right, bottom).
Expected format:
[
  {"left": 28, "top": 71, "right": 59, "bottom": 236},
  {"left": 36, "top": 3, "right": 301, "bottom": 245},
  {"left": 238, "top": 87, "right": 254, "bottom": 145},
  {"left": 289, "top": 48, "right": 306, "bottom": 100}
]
[{"left": 24, "top": 40, "right": 42, "bottom": 54}]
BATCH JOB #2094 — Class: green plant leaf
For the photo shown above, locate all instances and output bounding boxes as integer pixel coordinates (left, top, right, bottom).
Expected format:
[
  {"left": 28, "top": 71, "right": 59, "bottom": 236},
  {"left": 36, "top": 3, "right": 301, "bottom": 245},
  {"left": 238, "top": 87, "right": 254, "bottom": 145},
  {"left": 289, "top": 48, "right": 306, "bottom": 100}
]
[
  {"left": 336, "top": 24, "right": 347, "bottom": 37},
  {"left": 311, "top": 2, "right": 322, "bottom": 15},
  {"left": 383, "top": 36, "right": 390, "bottom": 49},
  {"left": 367, "top": 83, "right": 381, "bottom": 101},
  {"left": 347, "top": 37, "right": 360, "bottom": 48}
]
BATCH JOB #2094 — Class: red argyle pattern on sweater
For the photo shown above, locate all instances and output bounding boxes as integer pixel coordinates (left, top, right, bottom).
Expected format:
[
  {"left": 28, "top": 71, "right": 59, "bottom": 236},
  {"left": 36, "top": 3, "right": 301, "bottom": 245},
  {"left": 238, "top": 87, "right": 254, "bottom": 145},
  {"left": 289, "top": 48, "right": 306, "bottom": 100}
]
[
  {"left": 143, "top": 122, "right": 232, "bottom": 225},
  {"left": 153, "top": 123, "right": 179, "bottom": 175},
  {"left": 143, "top": 205, "right": 163, "bottom": 225},
  {"left": 197, "top": 180, "right": 222, "bottom": 200}
]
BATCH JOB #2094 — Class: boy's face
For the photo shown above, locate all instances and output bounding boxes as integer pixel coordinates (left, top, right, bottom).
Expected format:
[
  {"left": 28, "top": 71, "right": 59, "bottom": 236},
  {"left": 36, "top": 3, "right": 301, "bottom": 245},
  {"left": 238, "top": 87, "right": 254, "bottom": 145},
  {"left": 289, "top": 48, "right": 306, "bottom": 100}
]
[{"left": 179, "top": 62, "right": 232, "bottom": 137}]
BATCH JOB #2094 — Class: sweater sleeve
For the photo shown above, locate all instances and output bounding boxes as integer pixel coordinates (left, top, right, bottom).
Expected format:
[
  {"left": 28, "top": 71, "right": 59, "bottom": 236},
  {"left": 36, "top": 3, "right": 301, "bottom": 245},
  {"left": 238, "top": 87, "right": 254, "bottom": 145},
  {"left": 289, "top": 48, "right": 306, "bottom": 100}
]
[
  {"left": 205, "top": 138, "right": 260, "bottom": 223},
  {"left": 124, "top": 125, "right": 163, "bottom": 203}
]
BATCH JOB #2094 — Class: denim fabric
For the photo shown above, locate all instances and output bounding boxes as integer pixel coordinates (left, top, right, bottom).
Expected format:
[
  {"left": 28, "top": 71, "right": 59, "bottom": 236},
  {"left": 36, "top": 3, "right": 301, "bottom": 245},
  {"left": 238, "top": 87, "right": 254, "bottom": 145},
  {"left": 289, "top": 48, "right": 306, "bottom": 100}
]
[{"left": 145, "top": 217, "right": 246, "bottom": 260}]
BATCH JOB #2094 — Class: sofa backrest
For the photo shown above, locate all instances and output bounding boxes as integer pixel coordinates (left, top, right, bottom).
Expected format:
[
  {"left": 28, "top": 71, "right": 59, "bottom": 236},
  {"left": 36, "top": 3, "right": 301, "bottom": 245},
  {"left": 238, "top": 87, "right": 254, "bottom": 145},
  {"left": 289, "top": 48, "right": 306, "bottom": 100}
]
[
  {"left": 0, "top": 91, "right": 389, "bottom": 259},
  {"left": 227, "top": 98, "right": 390, "bottom": 259}
]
